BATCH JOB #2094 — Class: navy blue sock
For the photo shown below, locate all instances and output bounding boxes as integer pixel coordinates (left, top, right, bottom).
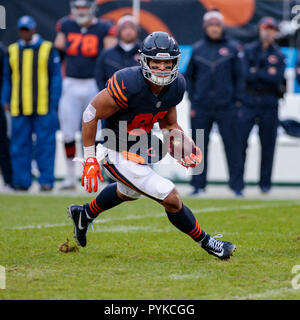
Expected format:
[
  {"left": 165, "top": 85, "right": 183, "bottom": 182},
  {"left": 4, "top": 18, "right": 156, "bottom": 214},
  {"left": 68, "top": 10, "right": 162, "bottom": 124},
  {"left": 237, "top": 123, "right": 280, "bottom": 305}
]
[
  {"left": 85, "top": 182, "right": 124, "bottom": 219},
  {"left": 166, "top": 203, "right": 206, "bottom": 242}
]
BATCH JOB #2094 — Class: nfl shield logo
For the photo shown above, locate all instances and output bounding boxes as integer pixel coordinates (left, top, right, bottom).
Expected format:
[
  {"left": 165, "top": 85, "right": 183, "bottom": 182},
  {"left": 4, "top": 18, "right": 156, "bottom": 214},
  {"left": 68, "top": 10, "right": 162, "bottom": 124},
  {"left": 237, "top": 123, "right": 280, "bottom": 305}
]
[{"left": 156, "top": 101, "right": 162, "bottom": 108}]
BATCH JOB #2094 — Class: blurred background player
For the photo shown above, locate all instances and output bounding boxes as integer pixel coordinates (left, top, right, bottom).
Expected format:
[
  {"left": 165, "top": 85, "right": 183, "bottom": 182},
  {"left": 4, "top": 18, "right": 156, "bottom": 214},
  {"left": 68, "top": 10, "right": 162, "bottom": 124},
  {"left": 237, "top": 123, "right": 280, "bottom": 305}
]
[
  {"left": 185, "top": 9, "right": 245, "bottom": 197},
  {"left": 1, "top": 16, "right": 62, "bottom": 191},
  {"left": 54, "top": 0, "right": 117, "bottom": 190},
  {"left": 0, "top": 41, "right": 13, "bottom": 192},
  {"left": 237, "top": 17, "right": 286, "bottom": 194},
  {"left": 95, "top": 14, "right": 140, "bottom": 91}
]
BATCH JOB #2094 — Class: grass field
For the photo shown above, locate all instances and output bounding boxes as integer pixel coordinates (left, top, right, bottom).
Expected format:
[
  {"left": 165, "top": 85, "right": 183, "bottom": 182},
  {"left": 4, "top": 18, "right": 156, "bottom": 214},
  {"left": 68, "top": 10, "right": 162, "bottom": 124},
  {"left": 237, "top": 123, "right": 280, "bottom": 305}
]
[{"left": 0, "top": 193, "right": 300, "bottom": 300}]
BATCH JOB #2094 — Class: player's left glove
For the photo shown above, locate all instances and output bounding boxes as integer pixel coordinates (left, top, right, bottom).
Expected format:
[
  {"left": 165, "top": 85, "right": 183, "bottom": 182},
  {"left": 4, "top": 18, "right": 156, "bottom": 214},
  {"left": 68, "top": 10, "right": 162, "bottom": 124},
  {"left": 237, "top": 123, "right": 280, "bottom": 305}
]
[
  {"left": 81, "top": 157, "right": 104, "bottom": 193},
  {"left": 178, "top": 146, "right": 203, "bottom": 168}
]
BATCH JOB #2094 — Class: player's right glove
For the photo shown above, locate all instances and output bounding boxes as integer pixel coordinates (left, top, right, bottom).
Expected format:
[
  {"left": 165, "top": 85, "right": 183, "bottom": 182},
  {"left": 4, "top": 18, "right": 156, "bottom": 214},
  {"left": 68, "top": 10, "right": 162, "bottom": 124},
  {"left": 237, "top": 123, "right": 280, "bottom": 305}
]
[
  {"left": 81, "top": 157, "right": 104, "bottom": 193},
  {"left": 178, "top": 146, "right": 203, "bottom": 168}
]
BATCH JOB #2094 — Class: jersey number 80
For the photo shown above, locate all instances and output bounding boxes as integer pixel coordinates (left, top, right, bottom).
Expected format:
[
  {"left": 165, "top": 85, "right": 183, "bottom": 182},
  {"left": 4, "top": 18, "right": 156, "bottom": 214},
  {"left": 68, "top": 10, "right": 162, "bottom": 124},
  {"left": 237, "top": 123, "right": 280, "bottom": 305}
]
[{"left": 127, "top": 111, "right": 168, "bottom": 134}]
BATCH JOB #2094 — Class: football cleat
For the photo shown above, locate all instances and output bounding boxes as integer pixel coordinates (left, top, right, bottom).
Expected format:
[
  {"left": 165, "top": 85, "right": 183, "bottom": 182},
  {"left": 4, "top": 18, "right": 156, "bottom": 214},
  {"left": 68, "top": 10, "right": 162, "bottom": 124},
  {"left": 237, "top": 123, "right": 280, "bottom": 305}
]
[
  {"left": 68, "top": 205, "right": 92, "bottom": 247},
  {"left": 200, "top": 234, "right": 236, "bottom": 260}
]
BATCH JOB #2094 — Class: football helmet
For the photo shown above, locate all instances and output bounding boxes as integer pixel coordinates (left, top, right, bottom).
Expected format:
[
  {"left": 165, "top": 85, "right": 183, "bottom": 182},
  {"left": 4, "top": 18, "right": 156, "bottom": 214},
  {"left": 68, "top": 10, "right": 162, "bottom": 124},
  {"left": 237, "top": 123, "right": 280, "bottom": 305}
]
[
  {"left": 70, "top": 0, "right": 97, "bottom": 25},
  {"left": 139, "top": 31, "right": 181, "bottom": 86}
]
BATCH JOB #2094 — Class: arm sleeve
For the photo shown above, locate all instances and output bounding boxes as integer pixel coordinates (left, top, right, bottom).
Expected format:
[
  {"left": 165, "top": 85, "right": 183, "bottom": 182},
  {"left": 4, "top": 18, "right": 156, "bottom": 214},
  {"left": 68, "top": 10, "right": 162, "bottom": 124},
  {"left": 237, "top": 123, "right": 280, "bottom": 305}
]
[
  {"left": 1, "top": 53, "right": 12, "bottom": 106},
  {"left": 48, "top": 48, "right": 62, "bottom": 110}
]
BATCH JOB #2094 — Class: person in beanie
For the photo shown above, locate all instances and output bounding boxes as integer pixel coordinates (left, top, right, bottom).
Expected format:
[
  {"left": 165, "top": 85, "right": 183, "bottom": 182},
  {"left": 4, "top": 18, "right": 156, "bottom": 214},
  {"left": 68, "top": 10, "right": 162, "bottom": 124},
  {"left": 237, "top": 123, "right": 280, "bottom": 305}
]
[
  {"left": 95, "top": 14, "right": 140, "bottom": 91},
  {"left": 185, "top": 9, "right": 245, "bottom": 197}
]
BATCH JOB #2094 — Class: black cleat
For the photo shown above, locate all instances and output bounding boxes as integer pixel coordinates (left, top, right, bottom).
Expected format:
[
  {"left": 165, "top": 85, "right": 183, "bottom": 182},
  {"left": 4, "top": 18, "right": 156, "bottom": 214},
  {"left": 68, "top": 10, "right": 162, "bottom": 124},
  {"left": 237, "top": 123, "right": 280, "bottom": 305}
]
[
  {"left": 68, "top": 205, "right": 91, "bottom": 247},
  {"left": 200, "top": 234, "right": 236, "bottom": 260}
]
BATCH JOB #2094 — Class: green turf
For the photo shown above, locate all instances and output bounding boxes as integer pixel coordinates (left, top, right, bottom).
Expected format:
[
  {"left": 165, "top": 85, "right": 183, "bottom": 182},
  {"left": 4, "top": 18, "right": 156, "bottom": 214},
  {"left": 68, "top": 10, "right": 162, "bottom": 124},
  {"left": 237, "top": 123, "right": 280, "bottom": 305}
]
[{"left": 0, "top": 194, "right": 300, "bottom": 300}]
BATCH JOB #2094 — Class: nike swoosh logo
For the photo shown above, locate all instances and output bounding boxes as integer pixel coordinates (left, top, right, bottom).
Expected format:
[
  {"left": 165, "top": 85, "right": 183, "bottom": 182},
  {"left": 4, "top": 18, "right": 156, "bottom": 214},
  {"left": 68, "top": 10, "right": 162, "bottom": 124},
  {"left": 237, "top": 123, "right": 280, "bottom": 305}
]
[
  {"left": 122, "top": 80, "right": 126, "bottom": 90},
  {"left": 78, "top": 212, "right": 85, "bottom": 230},
  {"left": 209, "top": 249, "right": 224, "bottom": 257},
  {"left": 87, "top": 166, "right": 94, "bottom": 175}
]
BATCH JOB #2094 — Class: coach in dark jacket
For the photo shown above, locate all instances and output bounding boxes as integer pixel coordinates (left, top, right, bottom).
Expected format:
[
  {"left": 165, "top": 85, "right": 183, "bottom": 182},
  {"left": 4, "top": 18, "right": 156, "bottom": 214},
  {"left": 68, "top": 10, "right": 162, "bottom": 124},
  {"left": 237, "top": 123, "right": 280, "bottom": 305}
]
[
  {"left": 95, "top": 15, "right": 140, "bottom": 90},
  {"left": 237, "top": 17, "right": 286, "bottom": 194},
  {"left": 185, "top": 9, "right": 245, "bottom": 196}
]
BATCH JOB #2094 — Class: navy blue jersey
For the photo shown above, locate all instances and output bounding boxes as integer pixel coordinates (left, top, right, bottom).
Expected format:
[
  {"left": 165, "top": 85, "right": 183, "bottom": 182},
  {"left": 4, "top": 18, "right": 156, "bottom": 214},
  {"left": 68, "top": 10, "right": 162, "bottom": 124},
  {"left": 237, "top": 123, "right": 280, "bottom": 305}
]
[
  {"left": 103, "top": 66, "right": 186, "bottom": 160},
  {"left": 57, "top": 16, "right": 115, "bottom": 78}
]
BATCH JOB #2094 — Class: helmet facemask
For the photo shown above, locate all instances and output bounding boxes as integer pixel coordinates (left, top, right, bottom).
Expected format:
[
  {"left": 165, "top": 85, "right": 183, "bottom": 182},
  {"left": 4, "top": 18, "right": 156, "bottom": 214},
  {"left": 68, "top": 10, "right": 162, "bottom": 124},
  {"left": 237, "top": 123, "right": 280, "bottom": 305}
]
[{"left": 140, "top": 53, "right": 181, "bottom": 86}]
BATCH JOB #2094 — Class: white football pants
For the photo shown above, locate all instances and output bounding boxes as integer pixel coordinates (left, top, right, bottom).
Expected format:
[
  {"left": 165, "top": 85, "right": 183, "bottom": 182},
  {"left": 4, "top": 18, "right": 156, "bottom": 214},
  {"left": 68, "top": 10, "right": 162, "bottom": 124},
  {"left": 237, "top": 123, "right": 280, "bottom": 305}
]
[{"left": 58, "top": 77, "right": 102, "bottom": 143}]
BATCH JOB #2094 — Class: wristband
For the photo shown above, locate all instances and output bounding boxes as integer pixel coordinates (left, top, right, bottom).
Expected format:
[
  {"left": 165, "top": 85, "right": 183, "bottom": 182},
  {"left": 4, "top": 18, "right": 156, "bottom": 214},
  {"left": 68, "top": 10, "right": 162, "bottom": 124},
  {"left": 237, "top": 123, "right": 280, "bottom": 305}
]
[{"left": 83, "top": 145, "right": 96, "bottom": 159}]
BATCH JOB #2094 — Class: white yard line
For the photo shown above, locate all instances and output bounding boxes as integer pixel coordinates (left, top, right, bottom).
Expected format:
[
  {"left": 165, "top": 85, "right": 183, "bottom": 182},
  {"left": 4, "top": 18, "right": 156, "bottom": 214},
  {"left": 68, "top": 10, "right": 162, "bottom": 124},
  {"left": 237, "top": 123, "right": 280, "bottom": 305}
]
[
  {"left": 169, "top": 273, "right": 203, "bottom": 280},
  {"left": 93, "top": 225, "right": 155, "bottom": 233},
  {"left": 4, "top": 202, "right": 299, "bottom": 231},
  {"left": 166, "top": 278, "right": 299, "bottom": 299},
  {"left": 228, "top": 287, "right": 299, "bottom": 300}
]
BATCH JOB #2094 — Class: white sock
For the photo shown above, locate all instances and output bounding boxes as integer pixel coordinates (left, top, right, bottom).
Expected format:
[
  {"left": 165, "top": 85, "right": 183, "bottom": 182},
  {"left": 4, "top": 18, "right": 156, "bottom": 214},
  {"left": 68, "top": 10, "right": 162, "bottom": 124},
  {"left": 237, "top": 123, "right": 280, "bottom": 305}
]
[{"left": 65, "top": 158, "right": 75, "bottom": 184}]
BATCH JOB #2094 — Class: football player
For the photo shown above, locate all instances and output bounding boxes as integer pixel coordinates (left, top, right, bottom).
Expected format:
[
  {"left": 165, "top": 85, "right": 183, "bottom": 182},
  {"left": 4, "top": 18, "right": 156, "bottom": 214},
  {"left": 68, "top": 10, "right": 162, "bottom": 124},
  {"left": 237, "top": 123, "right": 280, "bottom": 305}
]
[
  {"left": 54, "top": 0, "right": 117, "bottom": 190},
  {"left": 68, "top": 32, "right": 236, "bottom": 260}
]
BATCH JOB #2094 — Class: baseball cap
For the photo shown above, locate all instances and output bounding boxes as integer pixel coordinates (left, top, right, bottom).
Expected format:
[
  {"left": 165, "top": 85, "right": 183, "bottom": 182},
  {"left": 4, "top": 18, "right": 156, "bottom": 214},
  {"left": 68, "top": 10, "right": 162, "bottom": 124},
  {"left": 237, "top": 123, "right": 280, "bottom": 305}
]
[
  {"left": 17, "top": 16, "right": 37, "bottom": 30},
  {"left": 259, "top": 16, "right": 278, "bottom": 30}
]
